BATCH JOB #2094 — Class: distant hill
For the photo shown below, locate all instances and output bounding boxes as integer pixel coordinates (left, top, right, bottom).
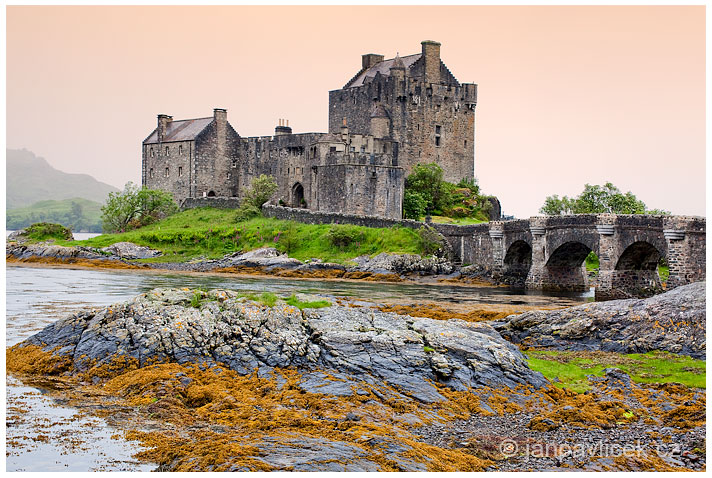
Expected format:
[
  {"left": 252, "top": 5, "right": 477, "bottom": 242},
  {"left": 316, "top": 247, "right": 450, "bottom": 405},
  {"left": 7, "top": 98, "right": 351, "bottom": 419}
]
[
  {"left": 6, "top": 148, "right": 119, "bottom": 209},
  {"left": 6, "top": 197, "right": 103, "bottom": 233}
]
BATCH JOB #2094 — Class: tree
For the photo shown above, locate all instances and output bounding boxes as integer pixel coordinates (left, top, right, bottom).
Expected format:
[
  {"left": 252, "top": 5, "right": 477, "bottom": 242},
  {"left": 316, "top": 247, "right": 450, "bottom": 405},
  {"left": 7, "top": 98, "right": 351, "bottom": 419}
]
[
  {"left": 405, "top": 163, "right": 449, "bottom": 215},
  {"left": 101, "top": 182, "right": 178, "bottom": 233},
  {"left": 235, "top": 174, "right": 278, "bottom": 222},
  {"left": 403, "top": 190, "right": 428, "bottom": 220},
  {"left": 540, "top": 182, "right": 669, "bottom": 215}
]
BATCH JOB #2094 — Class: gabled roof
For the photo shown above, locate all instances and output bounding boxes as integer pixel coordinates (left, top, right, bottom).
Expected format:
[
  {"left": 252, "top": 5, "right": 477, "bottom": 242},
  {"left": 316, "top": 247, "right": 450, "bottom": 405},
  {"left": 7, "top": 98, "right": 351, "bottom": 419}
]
[
  {"left": 143, "top": 117, "right": 213, "bottom": 144},
  {"left": 345, "top": 53, "right": 421, "bottom": 88}
]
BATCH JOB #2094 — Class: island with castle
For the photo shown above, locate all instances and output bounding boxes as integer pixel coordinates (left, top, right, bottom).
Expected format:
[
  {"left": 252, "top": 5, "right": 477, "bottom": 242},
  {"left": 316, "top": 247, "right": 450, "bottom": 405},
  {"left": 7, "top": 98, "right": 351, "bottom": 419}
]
[{"left": 142, "top": 40, "right": 476, "bottom": 220}]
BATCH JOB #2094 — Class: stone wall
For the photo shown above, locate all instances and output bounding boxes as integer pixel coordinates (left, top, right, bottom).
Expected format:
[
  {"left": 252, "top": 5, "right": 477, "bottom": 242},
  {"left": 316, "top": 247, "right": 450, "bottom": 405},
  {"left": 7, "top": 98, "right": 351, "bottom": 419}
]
[
  {"left": 193, "top": 120, "right": 241, "bottom": 199},
  {"left": 142, "top": 140, "right": 195, "bottom": 204},
  {"left": 262, "top": 204, "right": 422, "bottom": 230}
]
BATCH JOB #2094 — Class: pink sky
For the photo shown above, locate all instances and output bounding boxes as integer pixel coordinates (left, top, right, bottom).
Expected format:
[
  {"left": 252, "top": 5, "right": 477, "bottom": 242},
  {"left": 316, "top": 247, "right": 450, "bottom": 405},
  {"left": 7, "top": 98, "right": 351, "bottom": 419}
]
[{"left": 6, "top": 5, "right": 706, "bottom": 218}]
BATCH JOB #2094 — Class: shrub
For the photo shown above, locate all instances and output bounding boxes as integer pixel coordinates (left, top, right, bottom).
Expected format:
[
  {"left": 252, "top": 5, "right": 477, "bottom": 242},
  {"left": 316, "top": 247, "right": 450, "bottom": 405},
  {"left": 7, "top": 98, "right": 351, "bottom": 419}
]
[
  {"left": 326, "top": 224, "right": 363, "bottom": 249},
  {"left": 417, "top": 226, "right": 446, "bottom": 256},
  {"left": 23, "top": 222, "right": 73, "bottom": 242},
  {"left": 235, "top": 175, "right": 278, "bottom": 222},
  {"left": 403, "top": 190, "right": 428, "bottom": 220}
]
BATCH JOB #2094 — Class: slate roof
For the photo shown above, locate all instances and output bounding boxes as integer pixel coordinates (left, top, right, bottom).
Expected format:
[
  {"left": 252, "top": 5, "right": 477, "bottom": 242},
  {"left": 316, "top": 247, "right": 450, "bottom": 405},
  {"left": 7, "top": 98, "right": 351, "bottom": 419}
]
[
  {"left": 346, "top": 53, "right": 421, "bottom": 88},
  {"left": 143, "top": 117, "right": 213, "bottom": 144}
]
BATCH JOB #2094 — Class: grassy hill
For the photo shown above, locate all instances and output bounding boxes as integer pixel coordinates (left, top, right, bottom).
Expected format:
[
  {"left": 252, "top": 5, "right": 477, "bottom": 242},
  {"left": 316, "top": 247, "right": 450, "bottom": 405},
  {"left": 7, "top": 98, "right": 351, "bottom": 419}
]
[
  {"left": 6, "top": 148, "right": 118, "bottom": 209},
  {"left": 65, "top": 208, "right": 434, "bottom": 264},
  {"left": 6, "top": 198, "right": 104, "bottom": 232}
]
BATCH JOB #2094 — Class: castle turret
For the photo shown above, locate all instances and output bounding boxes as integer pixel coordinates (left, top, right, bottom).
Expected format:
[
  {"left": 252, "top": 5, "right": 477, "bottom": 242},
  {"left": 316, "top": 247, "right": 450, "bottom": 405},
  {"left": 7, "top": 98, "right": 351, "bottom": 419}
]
[
  {"left": 389, "top": 53, "right": 405, "bottom": 80},
  {"left": 421, "top": 40, "right": 441, "bottom": 85},
  {"left": 157, "top": 114, "right": 172, "bottom": 142},
  {"left": 370, "top": 104, "right": 390, "bottom": 138}
]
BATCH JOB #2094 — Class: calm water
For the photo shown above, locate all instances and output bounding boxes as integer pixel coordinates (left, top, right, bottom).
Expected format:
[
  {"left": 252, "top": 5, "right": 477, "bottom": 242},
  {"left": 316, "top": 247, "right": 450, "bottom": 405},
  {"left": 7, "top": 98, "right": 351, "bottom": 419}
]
[{"left": 5, "top": 264, "right": 589, "bottom": 471}]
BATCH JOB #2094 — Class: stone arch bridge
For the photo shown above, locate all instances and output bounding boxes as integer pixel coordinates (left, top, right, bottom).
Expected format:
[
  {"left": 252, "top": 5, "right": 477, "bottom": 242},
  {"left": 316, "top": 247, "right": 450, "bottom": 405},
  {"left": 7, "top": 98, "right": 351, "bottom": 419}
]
[{"left": 434, "top": 214, "right": 705, "bottom": 300}]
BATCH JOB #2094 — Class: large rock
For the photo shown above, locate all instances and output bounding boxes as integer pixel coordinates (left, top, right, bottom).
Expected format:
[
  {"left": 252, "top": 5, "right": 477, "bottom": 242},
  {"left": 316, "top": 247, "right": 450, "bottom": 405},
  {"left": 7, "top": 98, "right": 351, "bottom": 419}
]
[
  {"left": 6, "top": 243, "right": 109, "bottom": 261},
  {"left": 23, "top": 288, "right": 546, "bottom": 402},
  {"left": 101, "top": 242, "right": 162, "bottom": 259},
  {"left": 492, "top": 282, "right": 706, "bottom": 359},
  {"left": 351, "top": 253, "right": 454, "bottom": 276}
]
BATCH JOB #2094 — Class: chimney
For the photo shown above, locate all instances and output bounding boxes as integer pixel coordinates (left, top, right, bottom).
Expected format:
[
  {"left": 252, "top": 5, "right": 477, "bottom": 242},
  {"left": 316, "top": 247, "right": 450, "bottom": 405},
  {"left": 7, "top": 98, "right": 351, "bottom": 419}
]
[
  {"left": 421, "top": 40, "right": 441, "bottom": 85},
  {"left": 157, "top": 114, "right": 172, "bottom": 142},
  {"left": 214, "top": 108, "right": 227, "bottom": 153},
  {"left": 275, "top": 118, "right": 292, "bottom": 136},
  {"left": 362, "top": 53, "right": 384, "bottom": 70}
]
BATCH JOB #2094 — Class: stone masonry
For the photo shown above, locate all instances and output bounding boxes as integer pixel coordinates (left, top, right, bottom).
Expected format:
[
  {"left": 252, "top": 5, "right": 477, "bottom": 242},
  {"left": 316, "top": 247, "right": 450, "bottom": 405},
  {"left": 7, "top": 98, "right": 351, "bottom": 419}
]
[{"left": 142, "top": 41, "right": 476, "bottom": 220}]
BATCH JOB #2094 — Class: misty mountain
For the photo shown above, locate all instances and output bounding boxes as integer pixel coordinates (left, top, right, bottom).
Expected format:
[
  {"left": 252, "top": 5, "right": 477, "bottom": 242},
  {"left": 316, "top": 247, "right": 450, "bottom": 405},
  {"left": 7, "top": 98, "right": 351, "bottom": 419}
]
[{"left": 6, "top": 148, "right": 119, "bottom": 210}]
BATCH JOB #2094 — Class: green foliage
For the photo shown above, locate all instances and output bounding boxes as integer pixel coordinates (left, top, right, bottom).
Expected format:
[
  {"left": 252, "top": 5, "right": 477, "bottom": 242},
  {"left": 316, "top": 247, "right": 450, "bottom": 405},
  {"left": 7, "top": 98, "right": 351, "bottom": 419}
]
[
  {"left": 22, "top": 222, "right": 73, "bottom": 242},
  {"left": 403, "top": 190, "right": 428, "bottom": 220},
  {"left": 6, "top": 198, "right": 103, "bottom": 232},
  {"left": 190, "top": 291, "right": 203, "bottom": 308},
  {"left": 285, "top": 294, "right": 331, "bottom": 310},
  {"left": 540, "top": 182, "right": 671, "bottom": 215},
  {"left": 404, "top": 164, "right": 492, "bottom": 222},
  {"left": 417, "top": 226, "right": 445, "bottom": 256},
  {"left": 423, "top": 346, "right": 435, "bottom": 353},
  {"left": 326, "top": 224, "right": 364, "bottom": 249},
  {"left": 101, "top": 182, "right": 178, "bottom": 233},
  {"left": 235, "top": 175, "right": 278, "bottom": 222},
  {"left": 68, "top": 208, "right": 431, "bottom": 264},
  {"left": 527, "top": 350, "right": 706, "bottom": 393}
]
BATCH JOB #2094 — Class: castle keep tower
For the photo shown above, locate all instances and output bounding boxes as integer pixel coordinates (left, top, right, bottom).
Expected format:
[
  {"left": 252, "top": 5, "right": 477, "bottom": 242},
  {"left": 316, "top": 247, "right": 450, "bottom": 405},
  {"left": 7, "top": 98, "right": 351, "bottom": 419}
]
[{"left": 328, "top": 40, "right": 477, "bottom": 183}]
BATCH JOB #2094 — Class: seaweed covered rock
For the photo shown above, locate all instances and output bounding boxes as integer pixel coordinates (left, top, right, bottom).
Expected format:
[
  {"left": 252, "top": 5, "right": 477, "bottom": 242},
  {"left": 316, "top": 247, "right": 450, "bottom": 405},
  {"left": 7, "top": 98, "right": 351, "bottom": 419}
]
[
  {"left": 20, "top": 288, "right": 546, "bottom": 402},
  {"left": 492, "top": 282, "right": 705, "bottom": 358}
]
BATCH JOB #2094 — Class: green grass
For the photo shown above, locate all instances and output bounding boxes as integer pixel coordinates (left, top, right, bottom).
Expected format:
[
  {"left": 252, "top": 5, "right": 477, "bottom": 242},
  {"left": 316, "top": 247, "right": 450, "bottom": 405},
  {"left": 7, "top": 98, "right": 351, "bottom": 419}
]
[
  {"left": 428, "top": 215, "right": 487, "bottom": 225},
  {"left": 22, "top": 222, "right": 73, "bottom": 242},
  {"left": 284, "top": 294, "right": 331, "bottom": 310},
  {"left": 527, "top": 350, "right": 706, "bottom": 393},
  {"left": 58, "top": 208, "right": 428, "bottom": 265}
]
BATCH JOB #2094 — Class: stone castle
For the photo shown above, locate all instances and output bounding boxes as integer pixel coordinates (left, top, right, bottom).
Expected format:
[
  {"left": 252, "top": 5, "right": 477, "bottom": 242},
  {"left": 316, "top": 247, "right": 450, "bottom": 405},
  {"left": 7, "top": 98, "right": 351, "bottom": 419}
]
[{"left": 142, "top": 41, "right": 477, "bottom": 220}]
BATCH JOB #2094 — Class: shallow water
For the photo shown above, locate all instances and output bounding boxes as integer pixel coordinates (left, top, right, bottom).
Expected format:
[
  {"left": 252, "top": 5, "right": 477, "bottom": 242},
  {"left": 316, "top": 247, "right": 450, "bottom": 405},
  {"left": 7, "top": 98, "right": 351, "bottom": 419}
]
[{"left": 5, "top": 264, "right": 589, "bottom": 471}]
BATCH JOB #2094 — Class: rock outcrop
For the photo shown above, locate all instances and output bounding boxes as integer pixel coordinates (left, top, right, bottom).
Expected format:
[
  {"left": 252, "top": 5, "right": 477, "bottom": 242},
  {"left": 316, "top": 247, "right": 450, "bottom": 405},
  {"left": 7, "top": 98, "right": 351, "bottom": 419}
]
[
  {"left": 101, "top": 242, "right": 162, "bottom": 259},
  {"left": 23, "top": 288, "right": 546, "bottom": 402},
  {"left": 492, "top": 282, "right": 706, "bottom": 359}
]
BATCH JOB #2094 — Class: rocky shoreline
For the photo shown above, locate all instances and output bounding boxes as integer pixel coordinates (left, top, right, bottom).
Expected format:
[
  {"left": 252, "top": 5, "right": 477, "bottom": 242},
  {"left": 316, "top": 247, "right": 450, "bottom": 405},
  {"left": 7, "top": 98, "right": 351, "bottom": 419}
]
[
  {"left": 6, "top": 283, "right": 707, "bottom": 471},
  {"left": 6, "top": 242, "right": 466, "bottom": 283}
]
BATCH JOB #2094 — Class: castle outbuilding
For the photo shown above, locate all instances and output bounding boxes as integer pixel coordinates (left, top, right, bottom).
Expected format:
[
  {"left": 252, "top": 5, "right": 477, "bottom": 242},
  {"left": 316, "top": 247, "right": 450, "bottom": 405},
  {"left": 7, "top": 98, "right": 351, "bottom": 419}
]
[{"left": 142, "top": 41, "right": 477, "bottom": 220}]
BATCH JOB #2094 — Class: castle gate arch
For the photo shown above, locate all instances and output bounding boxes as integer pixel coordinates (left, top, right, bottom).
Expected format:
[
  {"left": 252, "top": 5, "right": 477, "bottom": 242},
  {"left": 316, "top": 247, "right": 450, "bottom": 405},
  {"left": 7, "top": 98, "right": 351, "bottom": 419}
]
[{"left": 291, "top": 182, "right": 305, "bottom": 208}]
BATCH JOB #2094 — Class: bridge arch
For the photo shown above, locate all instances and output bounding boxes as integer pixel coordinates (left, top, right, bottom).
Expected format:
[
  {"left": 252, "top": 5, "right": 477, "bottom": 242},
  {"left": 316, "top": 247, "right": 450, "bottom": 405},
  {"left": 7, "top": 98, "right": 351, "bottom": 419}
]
[
  {"left": 503, "top": 240, "right": 532, "bottom": 287},
  {"left": 540, "top": 240, "right": 595, "bottom": 292},
  {"left": 602, "top": 240, "right": 665, "bottom": 298}
]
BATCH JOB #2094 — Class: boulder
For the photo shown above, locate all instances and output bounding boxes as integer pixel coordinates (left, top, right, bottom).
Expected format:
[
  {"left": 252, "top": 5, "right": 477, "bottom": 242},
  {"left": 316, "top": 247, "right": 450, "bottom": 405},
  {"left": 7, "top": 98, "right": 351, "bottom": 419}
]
[
  {"left": 351, "top": 253, "right": 454, "bottom": 276},
  {"left": 23, "top": 288, "right": 546, "bottom": 403},
  {"left": 492, "top": 282, "right": 706, "bottom": 359},
  {"left": 101, "top": 242, "right": 162, "bottom": 259}
]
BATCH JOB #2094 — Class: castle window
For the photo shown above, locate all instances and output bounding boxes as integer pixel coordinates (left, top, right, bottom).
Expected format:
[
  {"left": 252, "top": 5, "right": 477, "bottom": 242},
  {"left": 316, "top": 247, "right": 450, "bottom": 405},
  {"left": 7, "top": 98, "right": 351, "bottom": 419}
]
[
  {"left": 435, "top": 125, "right": 442, "bottom": 147},
  {"left": 179, "top": 145, "right": 183, "bottom": 155},
  {"left": 435, "top": 136, "right": 441, "bottom": 146},
  {"left": 464, "top": 140, "right": 467, "bottom": 148},
  {"left": 165, "top": 167, "right": 169, "bottom": 177},
  {"left": 436, "top": 126, "right": 441, "bottom": 134},
  {"left": 165, "top": 147, "right": 169, "bottom": 156},
  {"left": 149, "top": 168, "right": 154, "bottom": 178},
  {"left": 150, "top": 148, "right": 155, "bottom": 158},
  {"left": 330, "top": 147, "right": 336, "bottom": 153},
  {"left": 178, "top": 167, "right": 183, "bottom": 177},
  {"left": 227, "top": 172, "right": 231, "bottom": 179},
  {"left": 360, "top": 145, "right": 366, "bottom": 153},
  {"left": 383, "top": 144, "right": 387, "bottom": 153},
  {"left": 232, "top": 160, "right": 237, "bottom": 168},
  {"left": 350, "top": 146, "right": 355, "bottom": 153}
]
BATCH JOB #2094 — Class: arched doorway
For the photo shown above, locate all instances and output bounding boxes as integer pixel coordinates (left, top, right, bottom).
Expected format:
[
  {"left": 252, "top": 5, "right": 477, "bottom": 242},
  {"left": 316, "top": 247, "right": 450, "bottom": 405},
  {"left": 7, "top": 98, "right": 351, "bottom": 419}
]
[
  {"left": 292, "top": 183, "right": 305, "bottom": 208},
  {"left": 207, "top": 190, "right": 216, "bottom": 197}
]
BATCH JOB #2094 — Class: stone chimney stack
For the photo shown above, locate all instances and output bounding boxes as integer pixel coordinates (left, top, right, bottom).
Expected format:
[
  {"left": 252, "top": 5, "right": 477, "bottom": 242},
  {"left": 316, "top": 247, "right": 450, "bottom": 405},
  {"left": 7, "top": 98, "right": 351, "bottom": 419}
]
[
  {"left": 214, "top": 108, "right": 227, "bottom": 153},
  {"left": 421, "top": 40, "right": 441, "bottom": 85},
  {"left": 157, "top": 114, "right": 172, "bottom": 142},
  {"left": 275, "top": 118, "right": 292, "bottom": 136},
  {"left": 362, "top": 53, "right": 384, "bottom": 70}
]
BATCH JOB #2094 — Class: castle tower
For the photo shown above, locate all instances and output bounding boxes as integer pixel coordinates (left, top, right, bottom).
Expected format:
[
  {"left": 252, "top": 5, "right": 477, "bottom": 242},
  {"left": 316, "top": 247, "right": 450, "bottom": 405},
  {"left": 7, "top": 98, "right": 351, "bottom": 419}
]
[{"left": 328, "top": 40, "right": 477, "bottom": 183}]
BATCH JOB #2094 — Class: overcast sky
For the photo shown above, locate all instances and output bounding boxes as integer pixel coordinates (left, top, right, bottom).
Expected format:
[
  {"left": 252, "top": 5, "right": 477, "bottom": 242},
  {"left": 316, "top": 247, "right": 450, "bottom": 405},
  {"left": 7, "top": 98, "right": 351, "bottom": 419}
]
[{"left": 6, "top": 5, "right": 706, "bottom": 218}]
